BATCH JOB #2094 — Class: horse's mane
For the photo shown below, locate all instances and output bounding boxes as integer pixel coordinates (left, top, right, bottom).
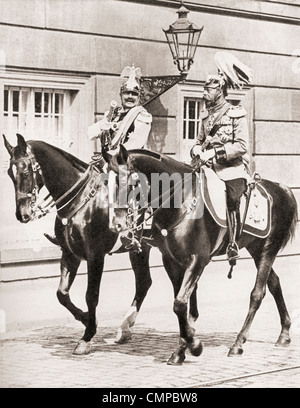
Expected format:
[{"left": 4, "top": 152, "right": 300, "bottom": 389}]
[
  {"left": 128, "top": 149, "right": 193, "bottom": 174},
  {"left": 28, "top": 140, "right": 89, "bottom": 172}
]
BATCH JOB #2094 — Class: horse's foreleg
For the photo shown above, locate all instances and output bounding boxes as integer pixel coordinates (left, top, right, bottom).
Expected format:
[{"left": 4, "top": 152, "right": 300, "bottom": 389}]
[
  {"left": 228, "top": 245, "right": 275, "bottom": 356},
  {"left": 115, "top": 247, "right": 152, "bottom": 344},
  {"left": 268, "top": 268, "right": 291, "bottom": 347},
  {"left": 165, "top": 254, "right": 205, "bottom": 365},
  {"left": 57, "top": 251, "right": 88, "bottom": 325},
  {"left": 73, "top": 255, "right": 104, "bottom": 355},
  {"left": 189, "top": 285, "right": 199, "bottom": 328}
]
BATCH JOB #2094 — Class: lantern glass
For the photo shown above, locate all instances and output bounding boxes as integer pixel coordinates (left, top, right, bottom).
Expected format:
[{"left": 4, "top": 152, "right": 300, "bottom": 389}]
[{"left": 163, "top": 4, "right": 203, "bottom": 74}]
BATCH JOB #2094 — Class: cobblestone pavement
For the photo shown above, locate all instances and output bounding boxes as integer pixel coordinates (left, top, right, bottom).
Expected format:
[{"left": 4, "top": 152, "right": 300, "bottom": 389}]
[{"left": 1, "top": 256, "right": 300, "bottom": 388}]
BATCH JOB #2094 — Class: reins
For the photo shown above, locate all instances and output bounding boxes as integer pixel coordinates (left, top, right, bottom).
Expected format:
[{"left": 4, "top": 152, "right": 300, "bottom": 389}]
[
  {"left": 32, "top": 165, "right": 98, "bottom": 223},
  {"left": 121, "top": 165, "right": 200, "bottom": 236}
]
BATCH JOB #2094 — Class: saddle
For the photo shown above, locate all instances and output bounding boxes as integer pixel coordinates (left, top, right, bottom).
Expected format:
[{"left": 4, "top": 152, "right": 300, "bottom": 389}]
[{"left": 199, "top": 167, "right": 272, "bottom": 238}]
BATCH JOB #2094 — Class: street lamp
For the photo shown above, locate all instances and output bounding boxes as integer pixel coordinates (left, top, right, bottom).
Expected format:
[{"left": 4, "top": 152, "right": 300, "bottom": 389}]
[{"left": 163, "top": 1, "right": 203, "bottom": 78}]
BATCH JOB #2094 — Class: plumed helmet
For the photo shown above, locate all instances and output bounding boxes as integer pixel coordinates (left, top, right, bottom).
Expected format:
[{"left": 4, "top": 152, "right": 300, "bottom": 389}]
[
  {"left": 120, "top": 65, "right": 142, "bottom": 94},
  {"left": 204, "top": 75, "right": 225, "bottom": 89},
  {"left": 213, "top": 51, "right": 253, "bottom": 90}
]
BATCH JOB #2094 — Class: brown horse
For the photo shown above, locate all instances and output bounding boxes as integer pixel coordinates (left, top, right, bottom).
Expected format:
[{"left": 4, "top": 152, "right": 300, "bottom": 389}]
[
  {"left": 105, "top": 145, "right": 298, "bottom": 365},
  {"left": 3, "top": 134, "right": 158, "bottom": 355}
]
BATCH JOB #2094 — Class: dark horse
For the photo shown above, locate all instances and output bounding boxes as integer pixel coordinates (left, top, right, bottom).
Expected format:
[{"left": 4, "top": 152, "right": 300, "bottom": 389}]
[
  {"left": 3, "top": 134, "right": 154, "bottom": 355},
  {"left": 106, "top": 146, "right": 298, "bottom": 365}
]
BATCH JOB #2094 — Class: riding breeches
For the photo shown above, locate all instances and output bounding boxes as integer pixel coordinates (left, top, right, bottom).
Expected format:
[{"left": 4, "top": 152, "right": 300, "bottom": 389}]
[{"left": 225, "top": 178, "right": 247, "bottom": 212}]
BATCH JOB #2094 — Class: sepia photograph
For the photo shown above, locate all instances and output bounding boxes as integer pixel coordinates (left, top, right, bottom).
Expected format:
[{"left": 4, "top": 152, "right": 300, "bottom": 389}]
[{"left": 0, "top": 0, "right": 299, "bottom": 390}]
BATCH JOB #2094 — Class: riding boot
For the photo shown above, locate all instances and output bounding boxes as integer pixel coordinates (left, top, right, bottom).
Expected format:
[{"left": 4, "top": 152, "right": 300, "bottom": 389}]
[
  {"left": 226, "top": 210, "right": 240, "bottom": 264},
  {"left": 44, "top": 233, "right": 60, "bottom": 246}
]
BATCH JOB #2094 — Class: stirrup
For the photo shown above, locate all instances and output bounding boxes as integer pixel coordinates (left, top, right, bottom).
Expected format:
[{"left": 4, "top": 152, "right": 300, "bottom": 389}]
[
  {"left": 226, "top": 241, "right": 239, "bottom": 262},
  {"left": 141, "top": 236, "right": 157, "bottom": 248},
  {"left": 120, "top": 234, "right": 142, "bottom": 253},
  {"left": 44, "top": 233, "right": 59, "bottom": 246}
]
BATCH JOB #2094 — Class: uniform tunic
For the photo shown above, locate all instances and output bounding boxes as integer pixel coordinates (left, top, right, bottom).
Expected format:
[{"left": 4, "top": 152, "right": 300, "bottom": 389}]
[
  {"left": 88, "top": 106, "right": 152, "bottom": 151},
  {"left": 192, "top": 102, "right": 250, "bottom": 181}
]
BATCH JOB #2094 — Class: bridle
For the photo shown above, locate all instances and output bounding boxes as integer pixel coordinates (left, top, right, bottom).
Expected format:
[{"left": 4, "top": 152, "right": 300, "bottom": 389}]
[
  {"left": 10, "top": 149, "right": 99, "bottom": 223},
  {"left": 9, "top": 151, "right": 42, "bottom": 210}
]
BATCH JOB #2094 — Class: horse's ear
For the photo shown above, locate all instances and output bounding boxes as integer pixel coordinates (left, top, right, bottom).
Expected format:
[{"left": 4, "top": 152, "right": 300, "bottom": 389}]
[
  {"left": 3, "top": 134, "right": 13, "bottom": 157},
  {"left": 102, "top": 147, "right": 112, "bottom": 163},
  {"left": 119, "top": 144, "right": 129, "bottom": 164},
  {"left": 16, "top": 133, "right": 27, "bottom": 155}
]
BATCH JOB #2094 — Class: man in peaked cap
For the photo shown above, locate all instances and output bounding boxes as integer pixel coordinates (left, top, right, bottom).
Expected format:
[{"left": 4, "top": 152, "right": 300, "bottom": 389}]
[
  {"left": 191, "top": 52, "right": 253, "bottom": 265},
  {"left": 88, "top": 65, "right": 152, "bottom": 157}
]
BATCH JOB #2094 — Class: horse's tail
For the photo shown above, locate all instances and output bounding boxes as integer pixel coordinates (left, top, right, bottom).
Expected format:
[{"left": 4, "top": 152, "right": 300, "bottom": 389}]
[
  {"left": 279, "top": 183, "right": 298, "bottom": 251},
  {"left": 261, "top": 180, "right": 298, "bottom": 255}
]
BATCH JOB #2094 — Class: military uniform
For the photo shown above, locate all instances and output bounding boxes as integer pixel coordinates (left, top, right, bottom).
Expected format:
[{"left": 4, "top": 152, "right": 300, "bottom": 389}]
[
  {"left": 193, "top": 101, "right": 250, "bottom": 182},
  {"left": 190, "top": 72, "right": 252, "bottom": 264},
  {"left": 88, "top": 106, "right": 152, "bottom": 151}
]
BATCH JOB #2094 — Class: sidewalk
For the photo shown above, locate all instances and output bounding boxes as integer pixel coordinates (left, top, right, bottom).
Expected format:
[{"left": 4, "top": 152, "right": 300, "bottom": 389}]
[{"left": 0, "top": 255, "right": 299, "bottom": 388}]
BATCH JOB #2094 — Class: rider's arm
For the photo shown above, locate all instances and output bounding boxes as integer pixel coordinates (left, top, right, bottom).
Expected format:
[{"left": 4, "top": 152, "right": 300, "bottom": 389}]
[
  {"left": 88, "top": 111, "right": 112, "bottom": 141},
  {"left": 190, "top": 111, "right": 208, "bottom": 157}
]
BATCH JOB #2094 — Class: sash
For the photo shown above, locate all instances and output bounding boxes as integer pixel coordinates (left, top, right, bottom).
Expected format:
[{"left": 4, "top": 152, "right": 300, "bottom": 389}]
[
  {"left": 207, "top": 102, "right": 231, "bottom": 137},
  {"left": 110, "top": 106, "right": 145, "bottom": 149}
]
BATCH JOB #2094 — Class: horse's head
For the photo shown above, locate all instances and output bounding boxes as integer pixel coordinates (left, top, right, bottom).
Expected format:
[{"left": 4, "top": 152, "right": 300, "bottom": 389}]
[
  {"left": 103, "top": 145, "right": 149, "bottom": 233},
  {"left": 3, "top": 133, "right": 44, "bottom": 223}
]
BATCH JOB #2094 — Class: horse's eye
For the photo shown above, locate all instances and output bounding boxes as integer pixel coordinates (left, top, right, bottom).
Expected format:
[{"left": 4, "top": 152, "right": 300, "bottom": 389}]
[{"left": 23, "top": 171, "right": 30, "bottom": 179}]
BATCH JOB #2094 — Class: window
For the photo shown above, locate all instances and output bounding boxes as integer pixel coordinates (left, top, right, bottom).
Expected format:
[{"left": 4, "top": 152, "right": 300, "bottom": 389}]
[
  {"left": 183, "top": 98, "right": 204, "bottom": 141},
  {"left": 3, "top": 86, "right": 71, "bottom": 147}
]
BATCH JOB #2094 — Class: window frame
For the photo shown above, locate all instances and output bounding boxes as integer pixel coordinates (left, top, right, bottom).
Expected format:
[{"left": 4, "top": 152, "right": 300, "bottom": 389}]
[{"left": 3, "top": 86, "right": 71, "bottom": 146}]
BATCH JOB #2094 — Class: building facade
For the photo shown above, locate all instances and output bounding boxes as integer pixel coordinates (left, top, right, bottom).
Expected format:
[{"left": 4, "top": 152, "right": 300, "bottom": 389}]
[{"left": 0, "top": 0, "right": 299, "bottom": 278}]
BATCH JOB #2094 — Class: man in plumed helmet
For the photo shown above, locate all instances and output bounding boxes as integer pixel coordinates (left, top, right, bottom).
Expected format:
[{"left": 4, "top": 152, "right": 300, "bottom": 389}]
[
  {"left": 191, "top": 52, "right": 253, "bottom": 264},
  {"left": 45, "top": 66, "right": 152, "bottom": 247},
  {"left": 88, "top": 65, "right": 152, "bottom": 156}
]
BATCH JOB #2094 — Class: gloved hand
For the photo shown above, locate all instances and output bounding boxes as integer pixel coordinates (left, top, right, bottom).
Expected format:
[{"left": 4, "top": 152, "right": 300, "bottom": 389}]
[
  {"left": 199, "top": 149, "right": 215, "bottom": 163},
  {"left": 99, "top": 119, "right": 113, "bottom": 131},
  {"left": 192, "top": 146, "right": 215, "bottom": 164}
]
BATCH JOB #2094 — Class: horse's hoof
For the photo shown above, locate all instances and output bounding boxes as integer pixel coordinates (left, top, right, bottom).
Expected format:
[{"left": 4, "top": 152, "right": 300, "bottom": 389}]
[
  {"left": 275, "top": 335, "right": 291, "bottom": 348},
  {"left": 114, "top": 328, "right": 132, "bottom": 344},
  {"left": 73, "top": 340, "right": 92, "bottom": 355},
  {"left": 228, "top": 345, "right": 243, "bottom": 357},
  {"left": 167, "top": 352, "right": 186, "bottom": 366},
  {"left": 189, "top": 339, "right": 203, "bottom": 357}
]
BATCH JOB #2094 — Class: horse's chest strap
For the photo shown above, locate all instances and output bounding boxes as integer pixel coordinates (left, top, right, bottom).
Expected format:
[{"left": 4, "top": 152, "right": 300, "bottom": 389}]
[
  {"left": 57, "top": 174, "right": 100, "bottom": 225},
  {"left": 154, "top": 196, "right": 198, "bottom": 236}
]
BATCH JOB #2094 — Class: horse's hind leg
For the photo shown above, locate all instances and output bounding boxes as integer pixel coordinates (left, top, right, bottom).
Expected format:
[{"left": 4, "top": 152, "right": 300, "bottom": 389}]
[
  {"left": 268, "top": 268, "right": 291, "bottom": 347},
  {"left": 115, "top": 246, "right": 152, "bottom": 344},
  {"left": 228, "top": 241, "right": 275, "bottom": 356},
  {"left": 57, "top": 251, "right": 88, "bottom": 326}
]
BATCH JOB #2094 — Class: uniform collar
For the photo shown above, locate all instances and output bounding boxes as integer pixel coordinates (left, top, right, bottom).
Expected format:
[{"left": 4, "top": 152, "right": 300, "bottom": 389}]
[{"left": 207, "top": 100, "right": 228, "bottom": 116}]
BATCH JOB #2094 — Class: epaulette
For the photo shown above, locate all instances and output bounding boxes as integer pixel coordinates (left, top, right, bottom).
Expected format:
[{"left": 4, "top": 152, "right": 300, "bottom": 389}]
[
  {"left": 137, "top": 109, "right": 152, "bottom": 123},
  {"left": 200, "top": 109, "right": 209, "bottom": 119},
  {"left": 227, "top": 105, "right": 247, "bottom": 118}
]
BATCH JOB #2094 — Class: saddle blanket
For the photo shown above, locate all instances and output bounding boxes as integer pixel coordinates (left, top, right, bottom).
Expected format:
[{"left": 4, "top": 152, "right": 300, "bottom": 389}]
[{"left": 200, "top": 167, "right": 272, "bottom": 238}]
